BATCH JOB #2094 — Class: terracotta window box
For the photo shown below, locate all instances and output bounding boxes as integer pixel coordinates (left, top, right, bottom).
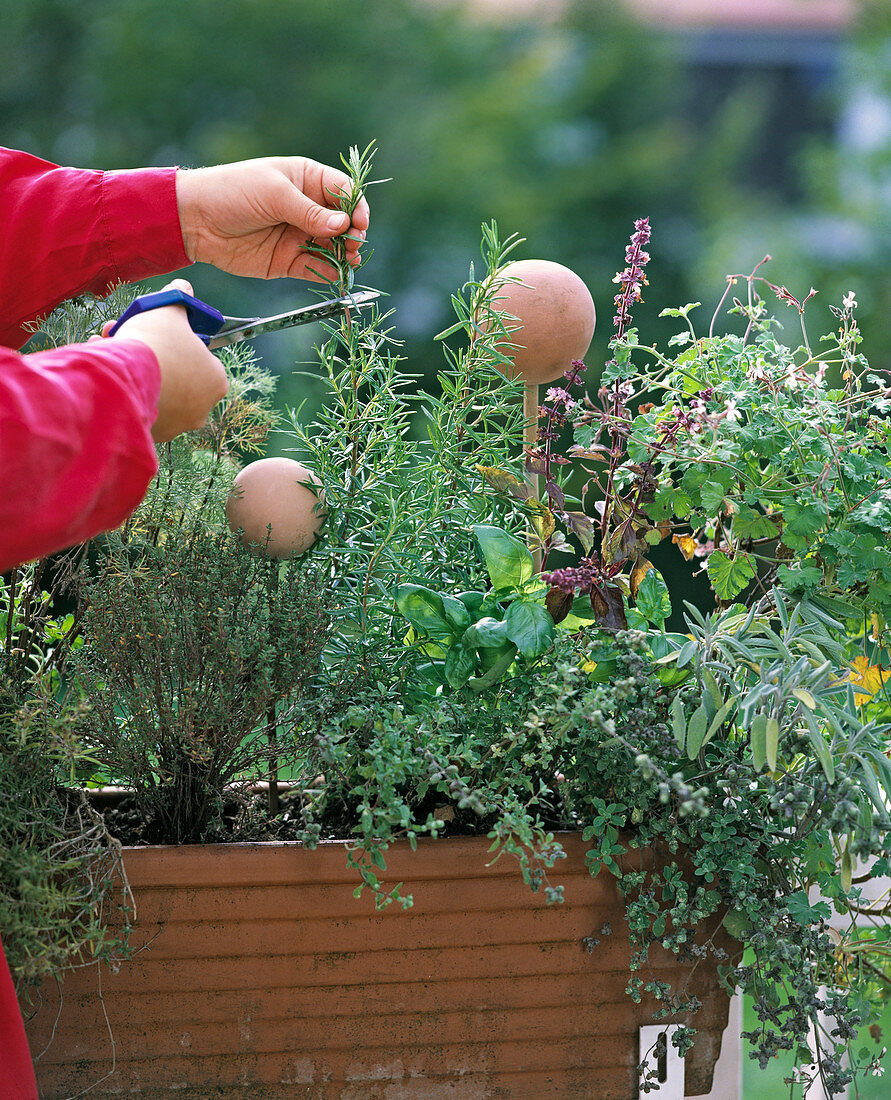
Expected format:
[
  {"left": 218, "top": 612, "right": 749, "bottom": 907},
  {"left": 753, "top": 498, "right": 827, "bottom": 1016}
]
[{"left": 23, "top": 833, "right": 733, "bottom": 1099}]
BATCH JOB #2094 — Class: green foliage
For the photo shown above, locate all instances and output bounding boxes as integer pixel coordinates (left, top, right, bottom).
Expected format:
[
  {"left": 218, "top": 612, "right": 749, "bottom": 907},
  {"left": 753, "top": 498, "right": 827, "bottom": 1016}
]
[
  {"left": 73, "top": 528, "right": 329, "bottom": 843},
  {"left": 621, "top": 288, "right": 891, "bottom": 618},
  {"left": 706, "top": 549, "right": 757, "bottom": 601},
  {"left": 520, "top": 628, "right": 889, "bottom": 1095},
  {"left": 305, "top": 140, "right": 384, "bottom": 294},
  {"left": 15, "top": 279, "right": 333, "bottom": 853},
  {"left": 396, "top": 525, "right": 554, "bottom": 691},
  {"left": 627, "top": 567, "right": 672, "bottom": 629},
  {"left": 0, "top": 288, "right": 146, "bottom": 987},
  {"left": 3, "top": 135, "right": 890, "bottom": 1093},
  {"left": 50, "top": 286, "right": 332, "bottom": 842},
  {"left": 654, "top": 596, "right": 891, "bottom": 786},
  {"left": 284, "top": 219, "right": 528, "bottom": 646},
  {"left": 528, "top": 235, "right": 891, "bottom": 657},
  {"left": 0, "top": 568, "right": 128, "bottom": 990},
  {"left": 25, "top": 282, "right": 140, "bottom": 350},
  {"left": 0, "top": 706, "right": 128, "bottom": 991},
  {"left": 285, "top": 202, "right": 891, "bottom": 1092}
]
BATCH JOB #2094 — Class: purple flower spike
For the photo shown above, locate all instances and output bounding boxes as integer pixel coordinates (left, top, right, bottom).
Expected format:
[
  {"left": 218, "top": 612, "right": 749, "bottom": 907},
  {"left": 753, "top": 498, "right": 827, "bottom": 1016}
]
[
  {"left": 543, "top": 557, "right": 600, "bottom": 595},
  {"left": 612, "top": 217, "right": 651, "bottom": 337}
]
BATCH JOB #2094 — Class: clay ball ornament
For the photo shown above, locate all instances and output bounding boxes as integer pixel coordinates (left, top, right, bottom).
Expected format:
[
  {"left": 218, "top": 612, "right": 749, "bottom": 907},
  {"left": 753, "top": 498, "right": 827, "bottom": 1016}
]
[
  {"left": 226, "top": 457, "right": 325, "bottom": 558},
  {"left": 488, "top": 259, "right": 596, "bottom": 386}
]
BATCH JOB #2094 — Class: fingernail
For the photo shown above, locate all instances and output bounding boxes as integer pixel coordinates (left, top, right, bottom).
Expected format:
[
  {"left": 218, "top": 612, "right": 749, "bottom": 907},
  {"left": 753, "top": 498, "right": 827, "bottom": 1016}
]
[{"left": 327, "top": 212, "right": 347, "bottom": 233}]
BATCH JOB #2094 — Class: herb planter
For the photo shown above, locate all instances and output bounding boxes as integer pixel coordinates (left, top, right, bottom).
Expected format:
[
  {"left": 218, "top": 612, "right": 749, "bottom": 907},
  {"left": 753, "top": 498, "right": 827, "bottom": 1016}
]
[{"left": 22, "top": 833, "right": 733, "bottom": 1099}]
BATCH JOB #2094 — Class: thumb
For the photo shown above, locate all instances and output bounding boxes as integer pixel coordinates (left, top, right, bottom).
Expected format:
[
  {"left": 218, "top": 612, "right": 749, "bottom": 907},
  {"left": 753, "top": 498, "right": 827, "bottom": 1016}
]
[
  {"left": 285, "top": 187, "right": 350, "bottom": 238},
  {"left": 162, "top": 276, "right": 195, "bottom": 296}
]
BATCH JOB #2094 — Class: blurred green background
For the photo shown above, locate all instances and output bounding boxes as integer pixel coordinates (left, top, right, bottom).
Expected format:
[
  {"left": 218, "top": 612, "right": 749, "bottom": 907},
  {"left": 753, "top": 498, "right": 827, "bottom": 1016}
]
[
  {"left": 3, "top": 2, "right": 890, "bottom": 1095},
  {"left": 3, "top": 0, "right": 889, "bottom": 428}
]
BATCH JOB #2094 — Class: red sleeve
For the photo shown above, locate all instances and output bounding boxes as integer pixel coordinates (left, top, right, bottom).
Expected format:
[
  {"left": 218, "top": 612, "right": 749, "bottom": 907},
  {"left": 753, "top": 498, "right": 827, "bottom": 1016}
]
[
  {"left": 0, "top": 147, "right": 191, "bottom": 349},
  {"left": 0, "top": 936, "right": 38, "bottom": 1100},
  {"left": 0, "top": 148, "right": 190, "bottom": 570},
  {"left": 0, "top": 337, "right": 161, "bottom": 571}
]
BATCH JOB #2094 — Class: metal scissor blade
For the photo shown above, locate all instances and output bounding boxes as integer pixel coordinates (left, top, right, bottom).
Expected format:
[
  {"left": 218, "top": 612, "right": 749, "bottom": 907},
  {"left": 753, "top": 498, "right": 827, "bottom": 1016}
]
[{"left": 208, "top": 289, "right": 381, "bottom": 350}]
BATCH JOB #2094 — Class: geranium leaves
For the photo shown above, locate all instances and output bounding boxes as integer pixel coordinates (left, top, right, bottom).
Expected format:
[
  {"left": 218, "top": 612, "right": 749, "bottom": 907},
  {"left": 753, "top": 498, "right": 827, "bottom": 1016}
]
[
  {"left": 706, "top": 550, "right": 757, "bottom": 600},
  {"left": 604, "top": 307, "right": 891, "bottom": 617},
  {"left": 732, "top": 505, "right": 779, "bottom": 542},
  {"left": 780, "top": 501, "right": 828, "bottom": 551}
]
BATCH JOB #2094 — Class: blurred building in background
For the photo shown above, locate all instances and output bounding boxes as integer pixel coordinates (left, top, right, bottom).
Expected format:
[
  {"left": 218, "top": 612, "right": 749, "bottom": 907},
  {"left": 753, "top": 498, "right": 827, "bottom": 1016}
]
[{"left": 632, "top": 0, "right": 854, "bottom": 200}]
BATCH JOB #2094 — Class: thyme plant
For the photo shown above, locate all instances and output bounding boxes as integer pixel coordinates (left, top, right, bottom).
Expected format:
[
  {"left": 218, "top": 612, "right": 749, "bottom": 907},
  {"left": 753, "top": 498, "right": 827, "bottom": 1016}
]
[
  {"left": 18, "top": 279, "right": 332, "bottom": 846},
  {"left": 67, "top": 335, "right": 331, "bottom": 843}
]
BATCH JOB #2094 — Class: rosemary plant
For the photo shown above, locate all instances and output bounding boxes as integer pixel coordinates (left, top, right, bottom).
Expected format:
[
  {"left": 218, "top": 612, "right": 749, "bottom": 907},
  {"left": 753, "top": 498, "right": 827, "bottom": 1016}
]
[{"left": 286, "top": 212, "right": 529, "bottom": 647}]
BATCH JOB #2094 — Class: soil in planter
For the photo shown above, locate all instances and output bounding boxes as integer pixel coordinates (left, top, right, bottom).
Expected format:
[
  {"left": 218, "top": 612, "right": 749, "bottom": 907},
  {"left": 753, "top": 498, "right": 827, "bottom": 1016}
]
[{"left": 94, "top": 783, "right": 568, "bottom": 847}]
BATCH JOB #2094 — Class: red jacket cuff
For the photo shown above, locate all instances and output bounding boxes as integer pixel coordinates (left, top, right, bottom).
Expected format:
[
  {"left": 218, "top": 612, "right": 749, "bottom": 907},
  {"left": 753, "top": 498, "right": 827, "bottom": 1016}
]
[{"left": 100, "top": 166, "right": 191, "bottom": 287}]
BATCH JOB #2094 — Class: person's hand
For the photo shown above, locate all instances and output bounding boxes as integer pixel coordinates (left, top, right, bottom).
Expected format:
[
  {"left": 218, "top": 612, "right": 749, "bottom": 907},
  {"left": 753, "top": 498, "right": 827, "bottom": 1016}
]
[
  {"left": 103, "top": 279, "right": 229, "bottom": 443},
  {"left": 174, "top": 157, "right": 370, "bottom": 283}
]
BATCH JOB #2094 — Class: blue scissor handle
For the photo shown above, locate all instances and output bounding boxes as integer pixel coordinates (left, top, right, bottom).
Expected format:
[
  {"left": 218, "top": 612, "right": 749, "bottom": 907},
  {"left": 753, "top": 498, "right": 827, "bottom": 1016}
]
[{"left": 108, "top": 288, "right": 226, "bottom": 344}]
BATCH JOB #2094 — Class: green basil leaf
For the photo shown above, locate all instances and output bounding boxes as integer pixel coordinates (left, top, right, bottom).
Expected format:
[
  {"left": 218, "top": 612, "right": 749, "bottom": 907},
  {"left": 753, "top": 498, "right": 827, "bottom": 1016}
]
[
  {"left": 395, "top": 584, "right": 450, "bottom": 635},
  {"left": 503, "top": 600, "right": 555, "bottom": 659},
  {"left": 441, "top": 594, "right": 472, "bottom": 633},
  {"left": 456, "top": 591, "right": 486, "bottom": 617},
  {"left": 656, "top": 665, "right": 692, "bottom": 688},
  {"left": 473, "top": 525, "right": 534, "bottom": 591},
  {"left": 649, "top": 632, "right": 689, "bottom": 661},
  {"left": 463, "top": 616, "right": 510, "bottom": 649},
  {"left": 444, "top": 643, "right": 475, "bottom": 690},
  {"left": 477, "top": 641, "right": 517, "bottom": 672},
  {"left": 585, "top": 657, "right": 617, "bottom": 683}
]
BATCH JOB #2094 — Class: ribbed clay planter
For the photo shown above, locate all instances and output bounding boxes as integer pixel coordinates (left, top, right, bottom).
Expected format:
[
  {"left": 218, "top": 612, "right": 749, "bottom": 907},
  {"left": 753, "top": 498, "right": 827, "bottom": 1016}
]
[{"left": 22, "top": 834, "right": 733, "bottom": 1099}]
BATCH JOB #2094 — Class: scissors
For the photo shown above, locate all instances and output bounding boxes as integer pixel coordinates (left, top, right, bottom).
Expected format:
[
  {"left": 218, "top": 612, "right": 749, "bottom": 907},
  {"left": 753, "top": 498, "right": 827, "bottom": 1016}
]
[{"left": 108, "top": 287, "right": 380, "bottom": 351}]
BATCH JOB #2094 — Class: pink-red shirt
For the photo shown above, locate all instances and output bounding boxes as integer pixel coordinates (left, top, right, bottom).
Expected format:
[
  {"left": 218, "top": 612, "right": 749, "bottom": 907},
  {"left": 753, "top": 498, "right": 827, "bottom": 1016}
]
[
  {"left": 0, "top": 147, "right": 191, "bottom": 1099},
  {"left": 0, "top": 147, "right": 191, "bottom": 572}
]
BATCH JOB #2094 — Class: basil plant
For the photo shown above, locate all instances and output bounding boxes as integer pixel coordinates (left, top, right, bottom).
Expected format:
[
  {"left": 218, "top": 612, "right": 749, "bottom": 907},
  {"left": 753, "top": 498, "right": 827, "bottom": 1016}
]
[{"left": 396, "top": 525, "right": 554, "bottom": 692}]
